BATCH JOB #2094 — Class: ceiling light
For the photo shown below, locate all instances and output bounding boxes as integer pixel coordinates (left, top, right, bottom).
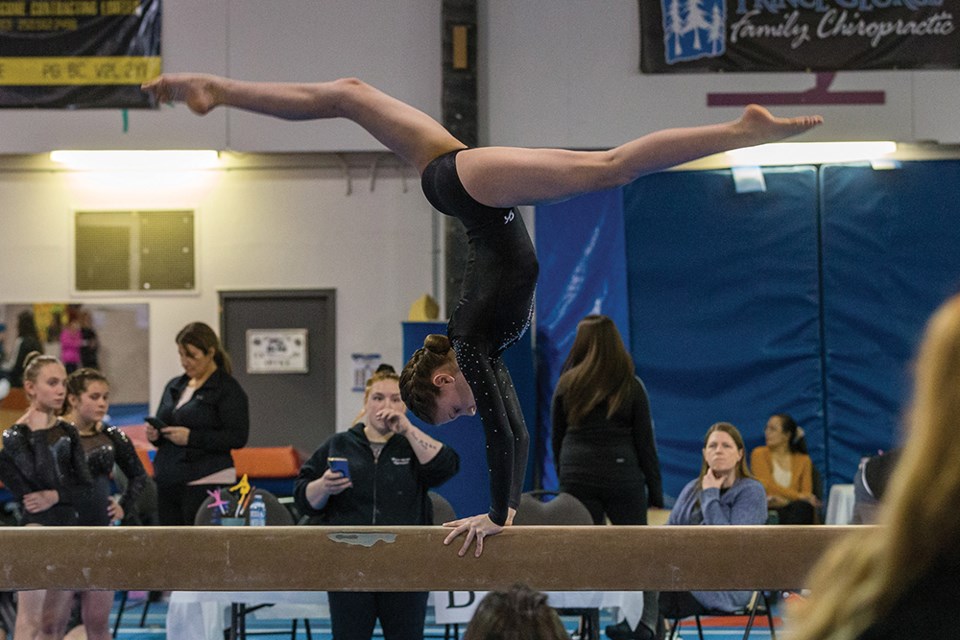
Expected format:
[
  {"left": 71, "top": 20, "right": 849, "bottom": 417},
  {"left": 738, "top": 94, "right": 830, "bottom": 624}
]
[
  {"left": 725, "top": 141, "right": 897, "bottom": 167},
  {"left": 50, "top": 150, "right": 220, "bottom": 171}
]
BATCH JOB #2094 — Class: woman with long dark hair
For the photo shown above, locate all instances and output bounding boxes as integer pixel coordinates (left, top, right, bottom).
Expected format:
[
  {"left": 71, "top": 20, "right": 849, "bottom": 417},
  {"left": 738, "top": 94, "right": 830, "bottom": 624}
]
[
  {"left": 750, "top": 413, "right": 820, "bottom": 524},
  {"left": 552, "top": 315, "right": 663, "bottom": 640}
]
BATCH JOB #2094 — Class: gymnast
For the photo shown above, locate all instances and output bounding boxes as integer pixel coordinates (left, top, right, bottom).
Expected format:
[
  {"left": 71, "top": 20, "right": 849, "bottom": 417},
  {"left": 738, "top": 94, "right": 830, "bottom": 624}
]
[
  {"left": 0, "top": 353, "right": 92, "bottom": 640},
  {"left": 142, "top": 72, "right": 822, "bottom": 556}
]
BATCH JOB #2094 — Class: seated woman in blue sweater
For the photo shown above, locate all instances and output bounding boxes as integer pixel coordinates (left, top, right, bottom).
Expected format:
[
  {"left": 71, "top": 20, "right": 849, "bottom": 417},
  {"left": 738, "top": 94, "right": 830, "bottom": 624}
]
[{"left": 661, "top": 422, "right": 768, "bottom": 623}]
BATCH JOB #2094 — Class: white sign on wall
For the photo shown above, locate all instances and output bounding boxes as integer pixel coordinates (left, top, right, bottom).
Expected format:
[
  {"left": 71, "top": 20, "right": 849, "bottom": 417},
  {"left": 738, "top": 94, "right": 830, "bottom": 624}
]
[{"left": 246, "top": 328, "right": 308, "bottom": 374}]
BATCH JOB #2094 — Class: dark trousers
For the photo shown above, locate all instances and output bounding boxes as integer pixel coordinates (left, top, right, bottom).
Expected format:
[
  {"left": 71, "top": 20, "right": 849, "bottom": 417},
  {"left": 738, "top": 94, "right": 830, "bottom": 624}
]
[
  {"left": 562, "top": 481, "right": 648, "bottom": 525},
  {"left": 327, "top": 591, "right": 429, "bottom": 640},
  {"left": 775, "top": 500, "right": 816, "bottom": 524},
  {"left": 157, "top": 483, "right": 224, "bottom": 526},
  {"left": 660, "top": 591, "right": 712, "bottom": 619}
]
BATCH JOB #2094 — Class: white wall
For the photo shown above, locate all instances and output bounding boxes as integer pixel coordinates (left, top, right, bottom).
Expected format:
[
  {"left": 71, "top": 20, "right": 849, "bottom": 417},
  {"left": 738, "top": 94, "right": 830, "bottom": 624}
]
[
  {"left": 0, "top": 162, "right": 434, "bottom": 432},
  {"left": 481, "top": 1, "right": 958, "bottom": 146},
  {"left": 1, "top": 0, "right": 958, "bottom": 436}
]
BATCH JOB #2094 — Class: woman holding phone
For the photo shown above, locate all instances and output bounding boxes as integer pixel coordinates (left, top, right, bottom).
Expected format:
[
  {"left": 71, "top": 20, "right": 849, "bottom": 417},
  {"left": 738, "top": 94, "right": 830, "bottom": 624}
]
[
  {"left": 147, "top": 322, "right": 249, "bottom": 525},
  {"left": 294, "top": 367, "right": 459, "bottom": 640}
]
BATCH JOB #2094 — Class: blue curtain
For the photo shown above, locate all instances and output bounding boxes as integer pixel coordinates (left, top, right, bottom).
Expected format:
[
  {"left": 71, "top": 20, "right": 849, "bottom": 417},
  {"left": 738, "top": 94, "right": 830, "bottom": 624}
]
[{"left": 535, "top": 160, "right": 960, "bottom": 502}]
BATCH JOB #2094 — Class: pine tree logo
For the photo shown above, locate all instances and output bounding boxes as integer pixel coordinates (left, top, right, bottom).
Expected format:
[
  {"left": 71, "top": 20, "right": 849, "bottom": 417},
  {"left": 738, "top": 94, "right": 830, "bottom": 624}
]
[{"left": 661, "top": 0, "right": 726, "bottom": 64}]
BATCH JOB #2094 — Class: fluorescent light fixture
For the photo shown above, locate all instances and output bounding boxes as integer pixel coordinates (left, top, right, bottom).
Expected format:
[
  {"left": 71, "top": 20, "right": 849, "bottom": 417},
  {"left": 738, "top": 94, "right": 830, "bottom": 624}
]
[
  {"left": 725, "top": 141, "right": 897, "bottom": 167},
  {"left": 50, "top": 150, "right": 220, "bottom": 171}
]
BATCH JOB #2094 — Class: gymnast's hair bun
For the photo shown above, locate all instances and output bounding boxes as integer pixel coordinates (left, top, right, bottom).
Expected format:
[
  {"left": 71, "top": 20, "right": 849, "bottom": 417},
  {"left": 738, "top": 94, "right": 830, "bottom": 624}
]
[{"left": 423, "top": 334, "right": 451, "bottom": 355}]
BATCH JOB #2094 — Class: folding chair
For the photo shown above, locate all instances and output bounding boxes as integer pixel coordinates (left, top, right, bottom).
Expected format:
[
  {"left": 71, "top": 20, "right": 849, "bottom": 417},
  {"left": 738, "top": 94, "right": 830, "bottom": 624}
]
[{"left": 666, "top": 590, "right": 776, "bottom": 640}]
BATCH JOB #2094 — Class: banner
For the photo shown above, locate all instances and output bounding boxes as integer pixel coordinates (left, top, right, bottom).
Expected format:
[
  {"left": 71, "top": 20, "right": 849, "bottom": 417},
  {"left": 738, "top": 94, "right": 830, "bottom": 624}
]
[
  {"left": 0, "top": 0, "right": 161, "bottom": 108},
  {"left": 640, "top": 0, "right": 960, "bottom": 73}
]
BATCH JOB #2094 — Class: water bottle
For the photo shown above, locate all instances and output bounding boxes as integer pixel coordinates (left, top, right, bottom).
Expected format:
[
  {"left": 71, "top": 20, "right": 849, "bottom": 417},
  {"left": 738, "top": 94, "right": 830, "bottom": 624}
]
[{"left": 248, "top": 494, "right": 267, "bottom": 527}]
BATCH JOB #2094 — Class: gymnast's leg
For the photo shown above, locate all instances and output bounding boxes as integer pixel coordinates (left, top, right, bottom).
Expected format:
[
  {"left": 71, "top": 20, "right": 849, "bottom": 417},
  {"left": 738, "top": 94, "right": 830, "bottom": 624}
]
[
  {"left": 141, "top": 74, "right": 465, "bottom": 173},
  {"left": 142, "top": 74, "right": 822, "bottom": 207},
  {"left": 455, "top": 105, "right": 823, "bottom": 208}
]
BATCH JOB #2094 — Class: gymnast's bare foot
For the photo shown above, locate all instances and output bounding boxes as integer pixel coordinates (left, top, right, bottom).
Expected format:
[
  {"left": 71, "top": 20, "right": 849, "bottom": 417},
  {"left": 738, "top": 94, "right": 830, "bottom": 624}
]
[
  {"left": 735, "top": 104, "right": 823, "bottom": 147},
  {"left": 141, "top": 73, "right": 222, "bottom": 115}
]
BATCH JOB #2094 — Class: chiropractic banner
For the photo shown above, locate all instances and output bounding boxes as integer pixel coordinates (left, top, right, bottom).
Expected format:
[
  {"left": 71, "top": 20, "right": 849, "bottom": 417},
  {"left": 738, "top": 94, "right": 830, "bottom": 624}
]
[
  {"left": 640, "top": 0, "right": 959, "bottom": 73},
  {"left": 0, "top": 0, "right": 161, "bottom": 108}
]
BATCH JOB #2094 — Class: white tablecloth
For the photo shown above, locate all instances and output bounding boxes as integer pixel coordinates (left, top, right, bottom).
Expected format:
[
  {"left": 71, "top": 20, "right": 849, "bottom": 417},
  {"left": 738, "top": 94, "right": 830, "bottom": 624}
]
[
  {"left": 167, "top": 591, "right": 329, "bottom": 640},
  {"left": 167, "top": 590, "right": 643, "bottom": 640},
  {"left": 825, "top": 483, "right": 856, "bottom": 525}
]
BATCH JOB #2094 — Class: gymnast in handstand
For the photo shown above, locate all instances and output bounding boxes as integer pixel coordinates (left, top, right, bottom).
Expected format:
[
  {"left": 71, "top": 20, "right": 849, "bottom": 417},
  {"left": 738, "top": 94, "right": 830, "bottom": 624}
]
[{"left": 142, "top": 73, "right": 822, "bottom": 557}]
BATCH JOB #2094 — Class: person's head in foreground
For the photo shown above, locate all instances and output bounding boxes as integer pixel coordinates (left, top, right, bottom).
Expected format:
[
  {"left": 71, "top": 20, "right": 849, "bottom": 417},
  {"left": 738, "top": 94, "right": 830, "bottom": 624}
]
[
  {"left": 790, "top": 292, "right": 960, "bottom": 640},
  {"left": 462, "top": 584, "right": 568, "bottom": 640},
  {"left": 400, "top": 334, "right": 476, "bottom": 426}
]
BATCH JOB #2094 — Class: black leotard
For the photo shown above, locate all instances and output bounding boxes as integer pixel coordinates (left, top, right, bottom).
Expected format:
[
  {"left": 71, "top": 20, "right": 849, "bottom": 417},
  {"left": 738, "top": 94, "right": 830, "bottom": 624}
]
[
  {"left": 421, "top": 149, "right": 538, "bottom": 526},
  {"left": 0, "top": 420, "right": 93, "bottom": 525},
  {"left": 76, "top": 425, "right": 147, "bottom": 526}
]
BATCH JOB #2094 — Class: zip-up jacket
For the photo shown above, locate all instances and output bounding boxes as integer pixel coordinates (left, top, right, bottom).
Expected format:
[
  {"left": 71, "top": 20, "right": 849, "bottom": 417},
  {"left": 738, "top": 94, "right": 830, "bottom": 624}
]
[
  {"left": 294, "top": 423, "right": 459, "bottom": 526},
  {"left": 153, "top": 368, "right": 249, "bottom": 487}
]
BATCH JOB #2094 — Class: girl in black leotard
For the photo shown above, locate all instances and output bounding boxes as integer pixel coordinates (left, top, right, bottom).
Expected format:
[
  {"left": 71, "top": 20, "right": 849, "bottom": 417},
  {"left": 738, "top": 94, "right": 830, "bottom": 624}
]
[
  {"left": 41, "top": 368, "right": 148, "bottom": 640},
  {"left": 0, "top": 353, "right": 92, "bottom": 640},
  {"left": 142, "top": 72, "right": 822, "bottom": 556}
]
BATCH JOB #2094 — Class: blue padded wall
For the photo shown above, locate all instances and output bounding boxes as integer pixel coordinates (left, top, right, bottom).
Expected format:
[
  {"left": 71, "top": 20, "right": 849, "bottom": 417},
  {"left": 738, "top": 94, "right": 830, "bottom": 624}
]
[
  {"left": 622, "top": 167, "right": 824, "bottom": 500},
  {"left": 820, "top": 160, "right": 960, "bottom": 486}
]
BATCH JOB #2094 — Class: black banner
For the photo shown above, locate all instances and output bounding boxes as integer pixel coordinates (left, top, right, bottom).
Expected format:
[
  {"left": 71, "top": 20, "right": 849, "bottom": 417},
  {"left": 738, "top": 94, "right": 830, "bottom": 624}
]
[
  {"left": 640, "top": 0, "right": 959, "bottom": 73},
  {"left": 0, "top": 0, "right": 161, "bottom": 108}
]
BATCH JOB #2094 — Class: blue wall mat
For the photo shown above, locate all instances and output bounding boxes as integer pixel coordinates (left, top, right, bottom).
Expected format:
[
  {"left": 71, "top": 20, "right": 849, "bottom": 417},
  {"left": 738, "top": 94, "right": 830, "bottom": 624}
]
[
  {"left": 402, "top": 321, "right": 536, "bottom": 519},
  {"left": 820, "top": 160, "right": 960, "bottom": 486},
  {"left": 623, "top": 167, "right": 824, "bottom": 500},
  {"left": 535, "top": 188, "right": 631, "bottom": 491}
]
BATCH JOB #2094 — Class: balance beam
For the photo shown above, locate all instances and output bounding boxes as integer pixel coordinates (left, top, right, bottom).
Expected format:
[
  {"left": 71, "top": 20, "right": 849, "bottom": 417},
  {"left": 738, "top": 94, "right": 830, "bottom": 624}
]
[{"left": 0, "top": 525, "right": 862, "bottom": 591}]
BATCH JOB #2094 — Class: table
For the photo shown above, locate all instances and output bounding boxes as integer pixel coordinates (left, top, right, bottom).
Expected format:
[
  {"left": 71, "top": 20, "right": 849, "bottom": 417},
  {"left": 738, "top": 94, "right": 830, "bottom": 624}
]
[
  {"left": 168, "top": 590, "right": 643, "bottom": 640},
  {"left": 168, "top": 591, "right": 328, "bottom": 640}
]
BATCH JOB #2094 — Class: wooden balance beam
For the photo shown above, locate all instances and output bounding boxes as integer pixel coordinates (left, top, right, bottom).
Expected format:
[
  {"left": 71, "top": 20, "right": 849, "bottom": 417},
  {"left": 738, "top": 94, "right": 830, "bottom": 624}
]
[{"left": 0, "top": 525, "right": 862, "bottom": 592}]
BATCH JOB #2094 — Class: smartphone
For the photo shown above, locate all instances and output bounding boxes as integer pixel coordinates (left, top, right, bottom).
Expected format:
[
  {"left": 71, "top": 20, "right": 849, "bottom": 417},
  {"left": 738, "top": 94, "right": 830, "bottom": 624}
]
[
  {"left": 328, "top": 457, "right": 350, "bottom": 479},
  {"left": 144, "top": 416, "right": 166, "bottom": 439}
]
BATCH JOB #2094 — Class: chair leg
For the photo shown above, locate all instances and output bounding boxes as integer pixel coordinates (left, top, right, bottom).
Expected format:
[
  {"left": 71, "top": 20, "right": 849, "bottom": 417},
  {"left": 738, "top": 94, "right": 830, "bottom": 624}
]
[
  {"left": 112, "top": 590, "right": 129, "bottom": 638},
  {"left": 764, "top": 593, "right": 777, "bottom": 640},
  {"left": 668, "top": 617, "right": 680, "bottom": 640},
  {"left": 290, "top": 618, "right": 298, "bottom": 640},
  {"left": 695, "top": 615, "right": 705, "bottom": 640},
  {"left": 138, "top": 594, "right": 151, "bottom": 627},
  {"left": 304, "top": 618, "right": 313, "bottom": 640},
  {"left": 742, "top": 605, "right": 759, "bottom": 640}
]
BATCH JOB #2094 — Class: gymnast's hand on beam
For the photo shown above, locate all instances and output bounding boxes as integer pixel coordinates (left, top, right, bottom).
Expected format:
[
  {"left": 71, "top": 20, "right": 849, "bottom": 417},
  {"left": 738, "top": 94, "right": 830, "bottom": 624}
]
[{"left": 442, "top": 513, "right": 504, "bottom": 558}]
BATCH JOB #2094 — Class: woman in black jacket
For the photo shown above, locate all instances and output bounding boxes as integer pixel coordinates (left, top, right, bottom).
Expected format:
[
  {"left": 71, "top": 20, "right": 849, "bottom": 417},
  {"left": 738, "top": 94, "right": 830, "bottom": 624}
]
[
  {"left": 295, "top": 367, "right": 459, "bottom": 640},
  {"left": 551, "top": 315, "right": 663, "bottom": 640},
  {"left": 147, "top": 322, "right": 249, "bottom": 525}
]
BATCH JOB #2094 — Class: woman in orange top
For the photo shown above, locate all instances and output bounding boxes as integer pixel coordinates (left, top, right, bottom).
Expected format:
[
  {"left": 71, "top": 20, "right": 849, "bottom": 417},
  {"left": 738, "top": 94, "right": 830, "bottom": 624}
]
[{"left": 750, "top": 413, "right": 820, "bottom": 524}]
